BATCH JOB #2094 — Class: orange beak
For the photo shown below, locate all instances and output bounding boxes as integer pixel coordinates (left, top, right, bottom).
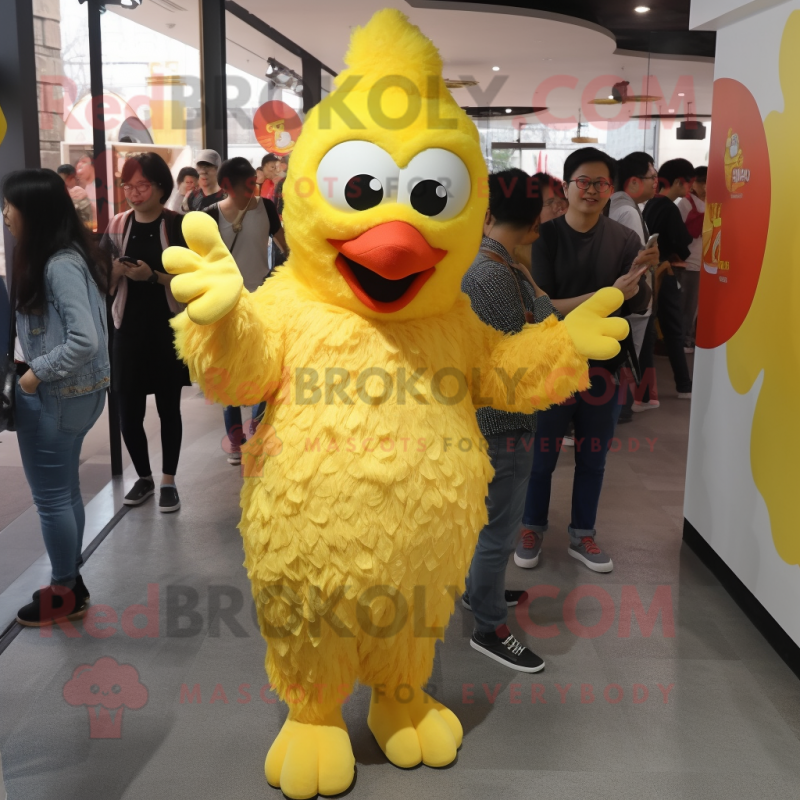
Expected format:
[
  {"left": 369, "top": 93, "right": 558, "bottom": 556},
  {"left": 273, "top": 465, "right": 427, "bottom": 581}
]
[{"left": 328, "top": 221, "right": 447, "bottom": 313}]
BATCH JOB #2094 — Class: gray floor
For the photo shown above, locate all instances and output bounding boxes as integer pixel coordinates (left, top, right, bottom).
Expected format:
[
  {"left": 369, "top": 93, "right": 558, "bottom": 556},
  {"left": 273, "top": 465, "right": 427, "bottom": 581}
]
[{"left": 2, "top": 359, "right": 800, "bottom": 800}]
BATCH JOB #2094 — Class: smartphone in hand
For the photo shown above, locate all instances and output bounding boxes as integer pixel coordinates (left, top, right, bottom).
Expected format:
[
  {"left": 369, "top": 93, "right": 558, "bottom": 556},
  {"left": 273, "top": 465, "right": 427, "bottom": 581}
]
[
  {"left": 118, "top": 256, "right": 138, "bottom": 266},
  {"left": 644, "top": 233, "right": 660, "bottom": 250}
]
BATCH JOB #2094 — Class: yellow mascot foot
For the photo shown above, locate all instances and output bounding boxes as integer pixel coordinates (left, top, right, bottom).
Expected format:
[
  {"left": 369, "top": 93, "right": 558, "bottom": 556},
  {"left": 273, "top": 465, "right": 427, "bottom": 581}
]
[
  {"left": 367, "top": 688, "right": 462, "bottom": 769},
  {"left": 265, "top": 711, "right": 355, "bottom": 799}
]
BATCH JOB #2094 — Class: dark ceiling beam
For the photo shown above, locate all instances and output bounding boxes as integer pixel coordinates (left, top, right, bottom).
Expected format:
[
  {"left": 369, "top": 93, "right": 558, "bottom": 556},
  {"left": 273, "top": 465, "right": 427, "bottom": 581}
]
[{"left": 421, "top": 0, "right": 716, "bottom": 58}]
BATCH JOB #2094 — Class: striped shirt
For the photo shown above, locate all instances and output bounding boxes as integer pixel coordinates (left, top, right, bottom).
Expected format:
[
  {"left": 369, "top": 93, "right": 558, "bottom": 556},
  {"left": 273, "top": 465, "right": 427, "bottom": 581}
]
[{"left": 461, "top": 236, "right": 557, "bottom": 437}]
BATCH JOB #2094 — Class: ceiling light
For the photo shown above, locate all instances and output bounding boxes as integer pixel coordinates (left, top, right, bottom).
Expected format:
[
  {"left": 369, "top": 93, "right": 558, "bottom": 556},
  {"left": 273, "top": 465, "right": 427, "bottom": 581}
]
[
  {"left": 678, "top": 92, "right": 685, "bottom": 97},
  {"left": 635, "top": 6, "right": 650, "bottom": 13},
  {"left": 669, "top": 108, "right": 675, "bottom": 113},
  {"left": 608, "top": 95, "right": 614, "bottom": 100},
  {"left": 505, "top": 108, "right": 512, "bottom": 113},
  {"left": 492, "top": 66, "right": 500, "bottom": 71}
]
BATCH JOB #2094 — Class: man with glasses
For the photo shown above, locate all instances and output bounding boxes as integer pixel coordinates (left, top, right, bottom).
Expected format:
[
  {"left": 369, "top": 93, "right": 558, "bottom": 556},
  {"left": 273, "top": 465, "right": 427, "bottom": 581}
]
[
  {"left": 517, "top": 147, "right": 657, "bottom": 574},
  {"left": 610, "top": 151, "right": 660, "bottom": 416}
]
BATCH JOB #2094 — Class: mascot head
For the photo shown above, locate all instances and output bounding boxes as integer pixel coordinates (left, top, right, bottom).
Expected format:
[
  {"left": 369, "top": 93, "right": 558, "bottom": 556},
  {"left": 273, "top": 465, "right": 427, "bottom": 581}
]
[{"left": 282, "top": 8, "right": 488, "bottom": 321}]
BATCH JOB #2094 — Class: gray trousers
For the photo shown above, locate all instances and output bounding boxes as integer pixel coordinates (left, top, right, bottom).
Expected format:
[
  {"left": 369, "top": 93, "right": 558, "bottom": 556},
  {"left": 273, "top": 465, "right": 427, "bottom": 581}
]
[
  {"left": 466, "top": 429, "right": 535, "bottom": 633},
  {"left": 681, "top": 270, "right": 701, "bottom": 347}
]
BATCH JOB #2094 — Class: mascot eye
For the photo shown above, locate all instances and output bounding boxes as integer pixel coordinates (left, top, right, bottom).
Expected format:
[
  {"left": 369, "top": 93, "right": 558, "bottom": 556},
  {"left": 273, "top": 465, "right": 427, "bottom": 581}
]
[
  {"left": 90, "top": 684, "right": 100, "bottom": 694},
  {"left": 317, "top": 141, "right": 399, "bottom": 213},
  {"left": 398, "top": 149, "right": 471, "bottom": 221},
  {"left": 409, "top": 180, "right": 448, "bottom": 217},
  {"left": 345, "top": 175, "right": 384, "bottom": 211},
  {"left": 112, "top": 684, "right": 122, "bottom": 694}
]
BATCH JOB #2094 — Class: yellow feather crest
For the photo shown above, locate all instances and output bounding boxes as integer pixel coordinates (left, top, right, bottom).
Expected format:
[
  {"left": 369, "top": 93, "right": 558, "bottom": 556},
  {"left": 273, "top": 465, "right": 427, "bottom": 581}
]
[{"left": 336, "top": 8, "right": 445, "bottom": 99}]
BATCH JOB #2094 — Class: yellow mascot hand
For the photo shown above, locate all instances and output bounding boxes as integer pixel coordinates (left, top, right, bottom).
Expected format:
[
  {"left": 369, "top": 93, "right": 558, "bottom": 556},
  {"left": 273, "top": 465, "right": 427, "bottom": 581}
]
[
  {"left": 563, "top": 287, "right": 628, "bottom": 360},
  {"left": 163, "top": 211, "right": 243, "bottom": 326}
]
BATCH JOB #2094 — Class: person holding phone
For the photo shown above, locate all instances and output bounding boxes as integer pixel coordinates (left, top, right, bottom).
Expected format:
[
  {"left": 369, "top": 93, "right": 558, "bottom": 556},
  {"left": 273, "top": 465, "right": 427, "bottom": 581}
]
[
  {"left": 517, "top": 148, "right": 657, "bottom": 574},
  {"left": 103, "top": 152, "right": 190, "bottom": 513}
]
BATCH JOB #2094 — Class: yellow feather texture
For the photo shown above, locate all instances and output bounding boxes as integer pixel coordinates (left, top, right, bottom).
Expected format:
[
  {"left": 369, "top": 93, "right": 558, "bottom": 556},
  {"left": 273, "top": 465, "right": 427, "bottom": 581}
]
[{"left": 166, "top": 8, "right": 594, "bottom": 786}]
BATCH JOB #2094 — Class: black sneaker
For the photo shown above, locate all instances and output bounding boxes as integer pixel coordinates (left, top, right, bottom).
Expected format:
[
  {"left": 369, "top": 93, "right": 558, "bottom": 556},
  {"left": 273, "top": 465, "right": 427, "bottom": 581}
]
[
  {"left": 159, "top": 485, "right": 181, "bottom": 513},
  {"left": 17, "top": 584, "right": 89, "bottom": 628},
  {"left": 34, "top": 574, "right": 89, "bottom": 604},
  {"left": 124, "top": 477, "right": 155, "bottom": 506},
  {"left": 470, "top": 625, "right": 545, "bottom": 673},
  {"left": 462, "top": 590, "right": 527, "bottom": 611}
]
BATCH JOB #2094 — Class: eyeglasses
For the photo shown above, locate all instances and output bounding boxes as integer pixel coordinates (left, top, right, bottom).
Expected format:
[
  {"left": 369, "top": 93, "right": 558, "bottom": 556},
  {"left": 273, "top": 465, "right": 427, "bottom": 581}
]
[
  {"left": 543, "top": 198, "right": 567, "bottom": 208},
  {"left": 640, "top": 173, "right": 659, "bottom": 182},
  {"left": 568, "top": 177, "right": 613, "bottom": 194},
  {"left": 122, "top": 181, "right": 154, "bottom": 196}
]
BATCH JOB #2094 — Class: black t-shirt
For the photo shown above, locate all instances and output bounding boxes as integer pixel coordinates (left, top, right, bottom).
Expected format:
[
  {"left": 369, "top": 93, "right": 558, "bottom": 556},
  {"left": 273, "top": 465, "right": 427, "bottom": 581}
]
[
  {"left": 531, "top": 215, "right": 649, "bottom": 315},
  {"left": 642, "top": 194, "right": 692, "bottom": 262},
  {"left": 119, "top": 215, "right": 185, "bottom": 337},
  {"left": 186, "top": 187, "right": 226, "bottom": 212}
]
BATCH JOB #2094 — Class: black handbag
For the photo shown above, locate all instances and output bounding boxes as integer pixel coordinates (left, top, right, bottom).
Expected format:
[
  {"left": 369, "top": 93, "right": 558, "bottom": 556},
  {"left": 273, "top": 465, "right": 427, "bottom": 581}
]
[{"left": 0, "top": 281, "right": 17, "bottom": 433}]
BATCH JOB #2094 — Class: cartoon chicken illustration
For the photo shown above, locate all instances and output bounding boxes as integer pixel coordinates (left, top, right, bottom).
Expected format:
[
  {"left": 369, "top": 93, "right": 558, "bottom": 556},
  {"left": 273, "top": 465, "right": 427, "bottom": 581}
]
[
  {"left": 164, "top": 10, "right": 626, "bottom": 798},
  {"left": 724, "top": 128, "right": 746, "bottom": 193},
  {"left": 265, "top": 118, "right": 295, "bottom": 152}
]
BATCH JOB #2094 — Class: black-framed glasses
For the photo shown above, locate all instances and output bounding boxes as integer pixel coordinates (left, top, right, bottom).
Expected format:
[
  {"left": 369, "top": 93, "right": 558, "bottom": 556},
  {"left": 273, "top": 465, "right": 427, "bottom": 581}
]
[{"left": 568, "top": 177, "right": 613, "bottom": 194}]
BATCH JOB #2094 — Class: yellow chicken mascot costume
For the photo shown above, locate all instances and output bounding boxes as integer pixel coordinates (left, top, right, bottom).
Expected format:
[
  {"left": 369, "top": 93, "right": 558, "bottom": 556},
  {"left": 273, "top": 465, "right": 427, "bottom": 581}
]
[{"left": 164, "top": 9, "right": 625, "bottom": 798}]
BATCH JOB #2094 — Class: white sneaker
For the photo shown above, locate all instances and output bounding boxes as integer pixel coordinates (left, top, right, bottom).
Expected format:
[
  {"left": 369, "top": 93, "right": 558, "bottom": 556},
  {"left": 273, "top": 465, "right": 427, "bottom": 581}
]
[
  {"left": 227, "top": 451, "right": 242, "bottom": 465},
  {"left": 632, "top": 399, "right": 660, "bottom": 412},
  {"left": 677, "top": 392, "right": 692, "bottom": 400}
]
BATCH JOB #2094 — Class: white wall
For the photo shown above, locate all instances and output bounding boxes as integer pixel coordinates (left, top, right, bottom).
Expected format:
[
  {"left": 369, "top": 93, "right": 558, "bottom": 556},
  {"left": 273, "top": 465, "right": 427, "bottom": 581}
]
[
  {"left": 684, "top": 0, "right": 800, "bottom": 647},
  {"left": 656, "top": 121, "right": 712, "bottom": 168}
]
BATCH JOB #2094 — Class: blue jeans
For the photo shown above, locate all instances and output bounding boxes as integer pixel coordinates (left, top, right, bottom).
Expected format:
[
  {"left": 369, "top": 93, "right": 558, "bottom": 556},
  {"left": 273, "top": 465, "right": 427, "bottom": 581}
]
[
  {"left": 223, "top": 403, "right": 266, "bottom": 449},
  {"left": 466, "top": 430, "right": 536, "bottom": 633},
  {"left": 15, "top": 379, "right": 105, "bottom": 585},
  {"left": 522, "top": 368, "right": 622, "bottom": 542}
]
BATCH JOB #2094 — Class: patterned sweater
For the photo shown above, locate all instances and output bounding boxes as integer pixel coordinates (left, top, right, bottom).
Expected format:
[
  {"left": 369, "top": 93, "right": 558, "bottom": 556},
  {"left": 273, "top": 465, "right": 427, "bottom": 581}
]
[{"left": 461, "top": 236, "right": 557, "bottom": 437}]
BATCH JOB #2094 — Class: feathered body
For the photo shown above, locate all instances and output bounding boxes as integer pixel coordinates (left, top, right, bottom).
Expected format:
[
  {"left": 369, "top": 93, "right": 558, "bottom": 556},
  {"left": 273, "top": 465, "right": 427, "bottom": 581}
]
[
  {"left": 165, "top": 9, "right": 623, "bottom": 798},
  {"left": 173, "top": 257, "right": 585, "bottom": 713}
]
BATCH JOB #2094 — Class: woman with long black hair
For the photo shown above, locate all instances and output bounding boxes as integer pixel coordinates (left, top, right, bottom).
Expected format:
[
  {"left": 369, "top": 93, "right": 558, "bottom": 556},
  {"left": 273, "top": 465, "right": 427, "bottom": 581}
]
[
  {"left": 104, "top": 152, "right": 190, "bottom": 513},
  {"left": 2, "top": 168, "right": 109, "bottom": 627}
]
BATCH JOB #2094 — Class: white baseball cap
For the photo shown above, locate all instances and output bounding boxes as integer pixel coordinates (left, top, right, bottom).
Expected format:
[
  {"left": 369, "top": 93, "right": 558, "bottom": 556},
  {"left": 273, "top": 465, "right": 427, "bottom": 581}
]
[{"left": 195, "top": 149, "right": 221, "bottom": 168}]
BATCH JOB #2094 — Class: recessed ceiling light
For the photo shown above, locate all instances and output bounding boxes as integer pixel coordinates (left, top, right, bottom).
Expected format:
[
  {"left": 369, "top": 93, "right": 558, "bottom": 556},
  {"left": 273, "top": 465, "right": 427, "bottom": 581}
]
[
  {"left": 678, "top": 92, "right": 685, "bottom": 97},
  {"left": 505, "top": 108, "right": 512, "bottom": 113},
  {"left": 635, "top": 6, "right": 650, "bottom": 12},
  {"left": 492, "top": 66, "right": 500, "bottom": 71},
  {"left": 669, "top": 108, "right": 675, "bottom": 113},
  {"left": 608, "top": 95, "right": 614, "bottom": 99}
]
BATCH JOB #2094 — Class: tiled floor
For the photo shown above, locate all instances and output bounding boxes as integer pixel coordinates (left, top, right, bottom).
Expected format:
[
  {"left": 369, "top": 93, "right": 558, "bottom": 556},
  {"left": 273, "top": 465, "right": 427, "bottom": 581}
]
[{"left": 1, "top": 358, "right": 799, "bottom": 799}]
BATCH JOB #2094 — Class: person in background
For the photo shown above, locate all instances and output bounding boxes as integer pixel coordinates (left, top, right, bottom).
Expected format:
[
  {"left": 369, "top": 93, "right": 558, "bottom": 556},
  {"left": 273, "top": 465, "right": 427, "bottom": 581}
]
[
  {"left": 57, "top": 163, "right": 94, "bottom": 229},
  {"left": 260, "top": 153, "right": 281, "bottom": 202},
  {"left": 609, "top": 151, "right": 660, "bottom": 417},
  {"left": 513, "top": 172, "right": 567, "bottom": 267},
  {"left": 676, "top": 165, "right": 707, "bottom": 353},
  {"left": 643, "top": 158, "right": 695, "bottom": 398},
  {"left": 74, "top": 155, "right": 97, "bottom": 228},
  {"left": 165, "top": 166, "right": 199, "bottom": 214},
  {"left": 184, "top": 150, "right": 224, "bottom": 212},
  {"left": 103, "top": 153, "right": 190, "bottom": 513},
  {"left": 461, "top": 168, "right": 552, "bottom": 674},
  {"left": 204, "top": 157, "right": 287, "bottom": 466},
  {"left": 2, "top": 168, "right": 109, "bottom": 627},
  {"left": 521, "top": 147, "right": 656, "bottom": 574},
  {"left": 255, "top": 165, "right": 266, "bottom": 196}
]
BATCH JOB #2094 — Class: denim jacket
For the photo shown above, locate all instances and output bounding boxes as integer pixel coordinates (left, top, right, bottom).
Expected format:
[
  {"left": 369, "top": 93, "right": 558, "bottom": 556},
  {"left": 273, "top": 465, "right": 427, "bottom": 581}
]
[{"left": 16, "top": 248, "right": 110, "bottom": 397}]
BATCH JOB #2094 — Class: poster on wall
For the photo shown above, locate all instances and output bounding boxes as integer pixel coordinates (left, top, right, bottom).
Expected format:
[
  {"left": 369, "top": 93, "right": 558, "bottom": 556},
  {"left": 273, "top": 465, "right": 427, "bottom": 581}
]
[
  {"left": 696, "top": 78, "right": 771, "bottom": 349},
  {"left": 253, "top": 100, "right": 304, "bottom": 156}
]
